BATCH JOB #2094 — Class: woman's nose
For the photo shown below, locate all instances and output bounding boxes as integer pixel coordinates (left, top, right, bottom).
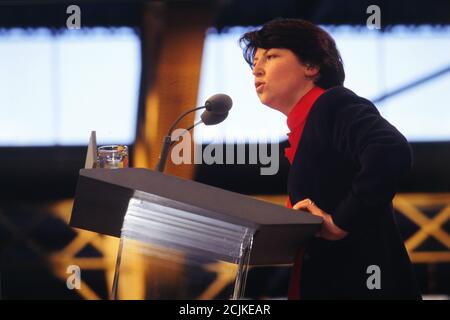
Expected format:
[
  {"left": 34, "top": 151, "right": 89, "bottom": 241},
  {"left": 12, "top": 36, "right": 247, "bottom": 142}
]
[{"left": 252, "top": 65, "right": 264, "bottom": 77}]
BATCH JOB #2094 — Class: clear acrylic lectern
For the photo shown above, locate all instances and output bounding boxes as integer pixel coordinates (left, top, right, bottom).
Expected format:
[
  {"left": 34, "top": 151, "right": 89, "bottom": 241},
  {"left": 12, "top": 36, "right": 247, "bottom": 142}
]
[{"left": 70, "top": 168, "right": 321, "bottom": 300}]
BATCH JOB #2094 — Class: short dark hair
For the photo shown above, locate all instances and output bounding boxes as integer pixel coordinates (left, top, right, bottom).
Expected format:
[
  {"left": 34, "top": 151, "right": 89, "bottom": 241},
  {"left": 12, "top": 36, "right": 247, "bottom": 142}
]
[{"left": 239, "top": 18, "right": 345, "bottom": 89}]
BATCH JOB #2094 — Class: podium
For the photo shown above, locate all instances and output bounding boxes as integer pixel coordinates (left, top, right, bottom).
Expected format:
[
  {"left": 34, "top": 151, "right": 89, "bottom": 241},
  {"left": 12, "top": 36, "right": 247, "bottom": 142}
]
[{"left": 70, "top": 168, "right": 322, "bottom": 299}]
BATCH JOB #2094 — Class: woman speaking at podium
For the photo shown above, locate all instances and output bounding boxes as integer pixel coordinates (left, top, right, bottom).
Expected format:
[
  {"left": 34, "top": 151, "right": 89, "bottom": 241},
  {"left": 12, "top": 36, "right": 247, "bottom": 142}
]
[{"left": 240, "top": 19, "right": 421, "bottom": 299}]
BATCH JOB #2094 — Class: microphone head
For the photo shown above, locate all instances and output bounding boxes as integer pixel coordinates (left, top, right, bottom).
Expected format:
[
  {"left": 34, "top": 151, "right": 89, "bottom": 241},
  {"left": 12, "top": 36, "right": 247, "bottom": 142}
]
[
  {"left": 200, "top": 111, "right": 229, "bottom": 125},
  {"left": 205, "top": 94, "right": 232, "bottom": 114}
]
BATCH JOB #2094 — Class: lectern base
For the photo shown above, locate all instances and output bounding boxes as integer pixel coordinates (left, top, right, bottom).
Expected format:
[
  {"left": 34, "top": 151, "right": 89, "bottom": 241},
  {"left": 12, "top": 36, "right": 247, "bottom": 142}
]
[{"left": 112, "top": 194, "right": 254, "bottom": 300}]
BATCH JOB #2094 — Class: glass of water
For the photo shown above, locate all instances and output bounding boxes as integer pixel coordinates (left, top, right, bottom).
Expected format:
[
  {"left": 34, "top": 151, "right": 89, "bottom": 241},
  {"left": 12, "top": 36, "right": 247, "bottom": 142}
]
[{"left": 96, "top": 145, "right": 129, "bottom": 169}]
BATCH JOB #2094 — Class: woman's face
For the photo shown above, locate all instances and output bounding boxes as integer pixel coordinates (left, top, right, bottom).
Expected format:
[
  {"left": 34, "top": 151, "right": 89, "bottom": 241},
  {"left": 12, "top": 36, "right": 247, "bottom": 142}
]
[{"left": 253, "top": 48, "right": 318, "bottom": 115}]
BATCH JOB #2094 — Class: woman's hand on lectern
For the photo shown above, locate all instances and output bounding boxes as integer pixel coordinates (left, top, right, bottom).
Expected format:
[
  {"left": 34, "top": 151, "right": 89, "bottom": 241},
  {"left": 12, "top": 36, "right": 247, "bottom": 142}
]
[{"left": 293, "top": 198, "right": 349, "bottom": 241}]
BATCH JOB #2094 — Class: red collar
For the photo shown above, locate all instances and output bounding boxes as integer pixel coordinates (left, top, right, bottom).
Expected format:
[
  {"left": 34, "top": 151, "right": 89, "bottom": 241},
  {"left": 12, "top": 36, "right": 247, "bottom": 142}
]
[
  {"left": 284, "top": 86, "right": 325, "bottom": 165},
  {"left": 287, "top": 86, "right": 325, "bottom": 132}
]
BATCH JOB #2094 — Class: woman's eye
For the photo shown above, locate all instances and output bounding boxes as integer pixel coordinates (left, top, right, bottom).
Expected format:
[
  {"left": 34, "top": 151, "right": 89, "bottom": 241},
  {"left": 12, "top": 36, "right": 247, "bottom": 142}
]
[{"left": 266, "top": 54, "right": 276, "bottom": 60}]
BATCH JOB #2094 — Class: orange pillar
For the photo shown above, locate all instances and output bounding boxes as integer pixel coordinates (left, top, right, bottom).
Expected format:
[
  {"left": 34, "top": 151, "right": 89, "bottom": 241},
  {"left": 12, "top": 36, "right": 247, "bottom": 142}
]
[{"left": 134, "top": 3, "right": 217, "bottom": 180}]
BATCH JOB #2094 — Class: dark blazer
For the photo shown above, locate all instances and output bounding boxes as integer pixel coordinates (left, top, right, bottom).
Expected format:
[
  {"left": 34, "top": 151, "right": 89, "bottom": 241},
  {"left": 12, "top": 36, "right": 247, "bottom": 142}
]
[{"left": 288, "top": 86, "right": 421, "bottom": 299}]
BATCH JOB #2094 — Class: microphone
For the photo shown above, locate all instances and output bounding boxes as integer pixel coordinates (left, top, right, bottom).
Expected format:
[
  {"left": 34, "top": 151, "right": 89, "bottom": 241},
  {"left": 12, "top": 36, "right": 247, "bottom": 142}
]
[
  {"left": 201, "top": 111, "right": 229, "bottom": 125},
  {"left": 205, "top": 93, "right": 232, "bottom": 114},
  {"left": 155, "top": 94, "right": 233, "bottom": 172}
]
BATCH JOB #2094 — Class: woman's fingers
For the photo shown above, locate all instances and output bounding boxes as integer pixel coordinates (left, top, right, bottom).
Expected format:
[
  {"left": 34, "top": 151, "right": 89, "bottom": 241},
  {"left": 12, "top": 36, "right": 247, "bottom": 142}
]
[
  {"left": 292, "top": 198, "right": 314, "bottom": 210},
  {"left": 293, "top": 198, "right": 324, "bottom": 217},
  {"left": 292, "top": 199, "right": 348, "bottom": 240},
  {"left": 292, "top": 199, "right": 348, "bottom": 241}
]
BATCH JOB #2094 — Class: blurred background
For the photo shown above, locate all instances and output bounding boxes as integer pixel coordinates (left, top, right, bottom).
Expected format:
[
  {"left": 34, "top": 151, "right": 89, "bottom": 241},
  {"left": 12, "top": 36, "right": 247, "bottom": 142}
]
[{"left": 0, "top": 0, "right": 449, "bottom": 299}]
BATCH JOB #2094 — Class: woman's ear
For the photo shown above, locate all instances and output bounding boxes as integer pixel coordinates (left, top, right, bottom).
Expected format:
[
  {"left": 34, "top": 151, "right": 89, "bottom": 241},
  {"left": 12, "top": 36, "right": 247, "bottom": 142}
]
[{"left": 305, "top": 64, "right": 319, "bottom": 78}]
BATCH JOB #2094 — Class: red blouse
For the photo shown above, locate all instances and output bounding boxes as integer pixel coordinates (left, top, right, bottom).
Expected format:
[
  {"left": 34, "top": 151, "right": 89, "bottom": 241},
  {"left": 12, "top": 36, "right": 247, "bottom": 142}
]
[{"left": 285, "top": 86, "right": 325, "bottom": 299}]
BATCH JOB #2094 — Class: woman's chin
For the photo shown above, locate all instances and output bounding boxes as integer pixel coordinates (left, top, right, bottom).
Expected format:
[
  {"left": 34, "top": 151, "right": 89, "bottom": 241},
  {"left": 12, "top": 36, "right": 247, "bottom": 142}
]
[{"left": 257, "top": 94, "right": 272, "bottom": 106}]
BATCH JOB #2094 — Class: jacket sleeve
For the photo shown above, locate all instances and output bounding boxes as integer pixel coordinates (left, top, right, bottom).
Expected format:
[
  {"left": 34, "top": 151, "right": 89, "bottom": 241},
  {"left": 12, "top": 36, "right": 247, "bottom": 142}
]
[{"left": 329, "top": 96, "right": 413, "bottom": 233}]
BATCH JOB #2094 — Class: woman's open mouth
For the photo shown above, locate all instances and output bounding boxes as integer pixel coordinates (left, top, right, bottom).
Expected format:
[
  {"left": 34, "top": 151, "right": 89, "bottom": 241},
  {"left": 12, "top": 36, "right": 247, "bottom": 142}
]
[{"left": 255, "top": 82, "right": 265, "bottom": 93}]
